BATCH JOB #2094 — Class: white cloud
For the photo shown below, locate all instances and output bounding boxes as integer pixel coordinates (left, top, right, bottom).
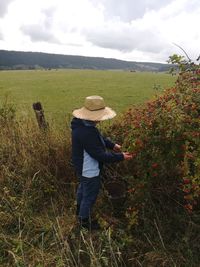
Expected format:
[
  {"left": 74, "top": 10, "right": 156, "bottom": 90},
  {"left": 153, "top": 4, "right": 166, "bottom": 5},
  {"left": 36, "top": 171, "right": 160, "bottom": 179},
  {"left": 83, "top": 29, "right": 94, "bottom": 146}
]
[
  {"left": 0, "top": 0, "right": 15, "bottom": 17},
  {"left": 20, "top": 5, "right": 59, "bottom": 43},
  {"left": 91, "top": 0, "right": 174, "bottom": 21},
  {"left": 84, "top": 0, "right": 200, "bottom": 61},
  {"left": 21, "top": 24, "right": 59, "bottom": 43},
  {"left": 84, "top": 19, "right": 168, "bottom": 53},
  {"left": 0, "top": 0, "right": 199, "bottom": 63}
]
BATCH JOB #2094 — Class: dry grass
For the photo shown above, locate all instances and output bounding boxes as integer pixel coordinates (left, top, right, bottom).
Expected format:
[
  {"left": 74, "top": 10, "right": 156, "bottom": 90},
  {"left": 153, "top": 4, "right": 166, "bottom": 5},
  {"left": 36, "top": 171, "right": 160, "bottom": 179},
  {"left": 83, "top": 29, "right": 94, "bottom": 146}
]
[{"left": 0, "top": 109, "right": 125, "bottom": 267}]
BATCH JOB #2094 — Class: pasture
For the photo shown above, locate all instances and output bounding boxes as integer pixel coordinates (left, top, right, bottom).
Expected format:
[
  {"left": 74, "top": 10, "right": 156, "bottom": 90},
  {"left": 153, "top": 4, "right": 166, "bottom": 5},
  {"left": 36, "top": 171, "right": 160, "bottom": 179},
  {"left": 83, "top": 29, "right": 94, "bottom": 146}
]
[{"left": 0, "top": 69, "right": 175, "bottom": 124}]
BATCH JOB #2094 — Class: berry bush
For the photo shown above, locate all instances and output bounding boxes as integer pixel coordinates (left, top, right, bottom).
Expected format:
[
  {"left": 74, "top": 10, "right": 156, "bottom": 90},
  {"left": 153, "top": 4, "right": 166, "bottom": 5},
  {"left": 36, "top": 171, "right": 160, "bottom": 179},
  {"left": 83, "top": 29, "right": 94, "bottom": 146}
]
[{"left": 108, "top": 59, "right": 200, "bottom": 214}]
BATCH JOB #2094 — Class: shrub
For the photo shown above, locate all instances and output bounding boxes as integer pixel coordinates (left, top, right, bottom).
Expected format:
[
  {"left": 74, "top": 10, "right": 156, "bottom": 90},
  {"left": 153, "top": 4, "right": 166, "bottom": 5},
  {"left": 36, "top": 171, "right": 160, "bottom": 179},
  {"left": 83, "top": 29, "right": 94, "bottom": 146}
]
[{"left": 108, "top": 61, "right": 200, "bottom": 213}]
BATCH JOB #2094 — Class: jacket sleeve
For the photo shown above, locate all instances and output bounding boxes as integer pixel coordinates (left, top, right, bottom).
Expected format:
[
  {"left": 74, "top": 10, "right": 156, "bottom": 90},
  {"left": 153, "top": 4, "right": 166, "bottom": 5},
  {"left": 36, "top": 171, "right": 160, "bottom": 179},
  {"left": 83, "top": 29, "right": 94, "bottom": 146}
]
[
  {"left": 81, "top": 128, "right": 124, "bottom": 163},
  {"left": 102, "top": 136, "right": 115, "bottom": 150}
]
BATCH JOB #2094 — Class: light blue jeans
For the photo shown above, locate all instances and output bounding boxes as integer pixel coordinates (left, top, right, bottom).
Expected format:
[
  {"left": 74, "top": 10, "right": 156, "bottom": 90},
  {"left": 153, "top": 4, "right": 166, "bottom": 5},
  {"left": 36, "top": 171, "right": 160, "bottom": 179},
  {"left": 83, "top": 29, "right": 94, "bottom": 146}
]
[{"left": 77, "top": 175, "right": 101, "bottom": 219}]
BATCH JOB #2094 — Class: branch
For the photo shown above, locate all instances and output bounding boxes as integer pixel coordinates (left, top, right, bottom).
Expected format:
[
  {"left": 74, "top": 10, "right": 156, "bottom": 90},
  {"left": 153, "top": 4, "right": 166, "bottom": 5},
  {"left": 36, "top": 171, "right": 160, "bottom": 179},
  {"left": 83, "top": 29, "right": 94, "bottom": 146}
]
[{"left": 172, "top": 43, "right": 192, "bottom": 62}]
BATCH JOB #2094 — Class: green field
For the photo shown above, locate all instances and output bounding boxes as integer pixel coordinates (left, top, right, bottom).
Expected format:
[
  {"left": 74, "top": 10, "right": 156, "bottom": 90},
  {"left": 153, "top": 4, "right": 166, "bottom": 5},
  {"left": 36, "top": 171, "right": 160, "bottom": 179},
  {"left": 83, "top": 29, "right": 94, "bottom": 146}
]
[{"left": 0, "top": 69, "right": 176, "bottom": 124}]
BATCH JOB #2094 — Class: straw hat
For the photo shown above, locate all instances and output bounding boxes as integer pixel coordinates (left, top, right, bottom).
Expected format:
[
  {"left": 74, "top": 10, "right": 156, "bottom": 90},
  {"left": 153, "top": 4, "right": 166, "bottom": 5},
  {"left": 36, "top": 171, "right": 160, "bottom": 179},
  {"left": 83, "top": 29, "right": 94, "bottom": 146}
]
[{"left": 72, "top": 96, "right": 116, "bottom": 121}]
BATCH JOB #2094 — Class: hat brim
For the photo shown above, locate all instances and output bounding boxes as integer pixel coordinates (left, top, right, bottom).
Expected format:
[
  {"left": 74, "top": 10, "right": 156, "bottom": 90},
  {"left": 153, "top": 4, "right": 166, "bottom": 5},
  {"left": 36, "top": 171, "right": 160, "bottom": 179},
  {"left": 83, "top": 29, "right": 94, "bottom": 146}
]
[{"left": 72, "top": 106, "right": 116, "bottom": 121}]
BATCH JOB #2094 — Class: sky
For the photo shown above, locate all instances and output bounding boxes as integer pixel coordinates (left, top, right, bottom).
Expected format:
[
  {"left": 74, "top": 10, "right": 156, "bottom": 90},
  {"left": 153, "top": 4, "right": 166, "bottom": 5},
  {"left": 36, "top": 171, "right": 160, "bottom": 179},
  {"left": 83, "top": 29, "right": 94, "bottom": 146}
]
[{"left": 0, "top": 0, "right": 199, "bottom": 63}]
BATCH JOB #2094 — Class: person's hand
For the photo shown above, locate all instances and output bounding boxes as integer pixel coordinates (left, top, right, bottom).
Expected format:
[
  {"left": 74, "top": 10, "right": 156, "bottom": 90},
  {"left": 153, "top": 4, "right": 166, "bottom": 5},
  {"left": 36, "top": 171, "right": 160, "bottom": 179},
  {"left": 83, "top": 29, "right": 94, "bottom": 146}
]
[
  {"left": 113, "top": 144, "right": 121, "bottom": 152},
  {"left": 123, "top": 152, "right": 133, "bottom": 160}
]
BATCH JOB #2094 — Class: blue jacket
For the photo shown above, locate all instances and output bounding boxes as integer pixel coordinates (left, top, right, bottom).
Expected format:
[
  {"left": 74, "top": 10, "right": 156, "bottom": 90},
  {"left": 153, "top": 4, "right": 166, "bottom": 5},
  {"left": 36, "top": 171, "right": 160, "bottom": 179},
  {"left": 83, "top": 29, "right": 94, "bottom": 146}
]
[{"left": 71, "top": 118, "right": 124, "bottom": 177}]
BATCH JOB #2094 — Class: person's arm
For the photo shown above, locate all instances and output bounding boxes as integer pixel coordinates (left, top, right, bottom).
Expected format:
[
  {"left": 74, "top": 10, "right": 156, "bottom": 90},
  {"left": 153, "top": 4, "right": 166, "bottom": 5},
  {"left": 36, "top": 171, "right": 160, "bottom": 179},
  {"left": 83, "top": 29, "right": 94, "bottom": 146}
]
[
  {"left": 102, "top": 136, "right": 122, "bottom": 153},
  {"left": 82, "top": 128, "right": 124, "bottom": 163},
  {"left": 102, "top": 136, "right": 115, "bottom": 150}
]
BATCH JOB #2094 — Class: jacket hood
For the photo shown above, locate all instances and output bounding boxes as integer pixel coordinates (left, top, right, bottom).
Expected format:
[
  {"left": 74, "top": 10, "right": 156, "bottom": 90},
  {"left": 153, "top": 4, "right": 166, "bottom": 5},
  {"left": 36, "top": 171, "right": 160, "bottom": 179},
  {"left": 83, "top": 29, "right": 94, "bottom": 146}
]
[
  {"left": 71, "top": 118, "right": 83, "bottom": 130},
  {"left": 71, "top": 118, "right": 96, "bottom": 130}
]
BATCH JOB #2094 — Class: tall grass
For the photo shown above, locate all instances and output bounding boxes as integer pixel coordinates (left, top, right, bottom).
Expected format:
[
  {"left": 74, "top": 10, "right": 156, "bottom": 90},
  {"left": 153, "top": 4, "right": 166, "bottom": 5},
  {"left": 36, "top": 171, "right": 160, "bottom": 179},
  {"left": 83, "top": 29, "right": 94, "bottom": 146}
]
[{"left": 0, "top": 104, "right": 126, "bottom": 267}]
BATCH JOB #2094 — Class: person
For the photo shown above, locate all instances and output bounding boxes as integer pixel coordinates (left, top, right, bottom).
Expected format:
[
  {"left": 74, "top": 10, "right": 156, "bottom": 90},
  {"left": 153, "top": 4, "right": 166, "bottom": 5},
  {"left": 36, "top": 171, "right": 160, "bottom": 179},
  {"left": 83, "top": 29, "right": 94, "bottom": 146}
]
[{"left": 71, "top": 95, "right": 132, "bottom": 230}]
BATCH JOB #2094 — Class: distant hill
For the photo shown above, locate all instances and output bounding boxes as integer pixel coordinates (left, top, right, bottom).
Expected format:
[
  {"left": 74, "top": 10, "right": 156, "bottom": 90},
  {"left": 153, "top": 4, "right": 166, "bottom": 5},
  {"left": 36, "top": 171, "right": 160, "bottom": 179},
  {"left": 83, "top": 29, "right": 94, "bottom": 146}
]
[{"left": 0, "top": 50, "right": 172, "bottom": 72}]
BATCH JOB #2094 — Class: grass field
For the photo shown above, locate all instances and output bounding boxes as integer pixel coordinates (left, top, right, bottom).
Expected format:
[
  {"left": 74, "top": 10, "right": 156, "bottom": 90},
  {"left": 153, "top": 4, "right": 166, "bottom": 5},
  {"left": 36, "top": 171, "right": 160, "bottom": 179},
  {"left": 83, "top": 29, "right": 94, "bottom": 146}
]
[{"left": 0, "top": 69, "right": 176, "bottom": 124}]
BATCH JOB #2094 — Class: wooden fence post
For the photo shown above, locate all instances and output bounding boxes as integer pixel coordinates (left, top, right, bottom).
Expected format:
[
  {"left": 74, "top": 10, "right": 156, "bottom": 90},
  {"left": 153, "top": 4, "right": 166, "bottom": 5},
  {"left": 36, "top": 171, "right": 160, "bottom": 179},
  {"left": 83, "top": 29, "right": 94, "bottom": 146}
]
[{"left": 32, "top": 102, "right": 48, "bottom": 130}]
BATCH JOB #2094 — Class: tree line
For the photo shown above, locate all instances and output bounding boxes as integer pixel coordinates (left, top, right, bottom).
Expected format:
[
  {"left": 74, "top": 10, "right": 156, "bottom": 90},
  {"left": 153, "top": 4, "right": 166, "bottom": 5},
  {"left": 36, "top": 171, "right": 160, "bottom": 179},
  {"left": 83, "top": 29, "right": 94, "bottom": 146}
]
[{"left": 0, "top": 50, "right": 172, "bottom": 71}]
